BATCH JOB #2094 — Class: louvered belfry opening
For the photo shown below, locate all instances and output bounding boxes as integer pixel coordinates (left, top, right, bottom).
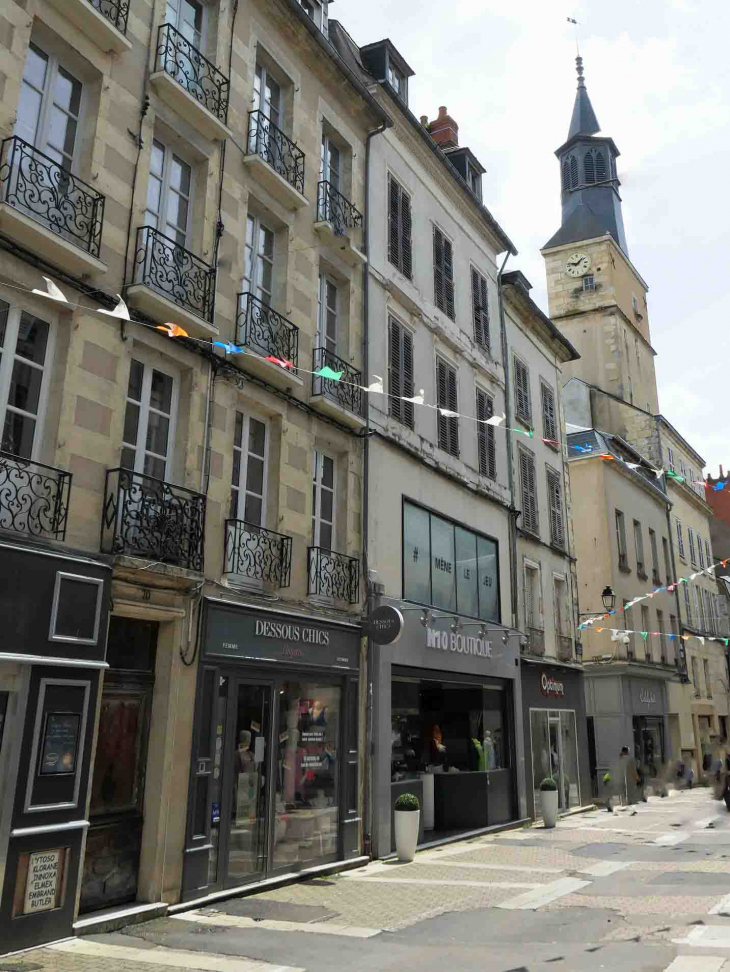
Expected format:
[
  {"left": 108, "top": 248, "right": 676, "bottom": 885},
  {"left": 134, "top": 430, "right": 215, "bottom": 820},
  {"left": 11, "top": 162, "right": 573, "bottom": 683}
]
[
  {"left": 388, "top": 316, "right": 414, "bottom": 428},
  {"left": 471, "top": 267, "right": 490, "bottom": 354},
  {"left": 584, "top": 151, "right": 595, "bottom": 184},
  {"left": 433, "top": 225, "right": 455, "bottom": 319},
  {"left": 388, "top": 173, "right": 412, "bottom": 278},
  {"left": 436, "top": 357, "right": 459, "bottom": 457},
  {"left": 476, "top": 388, "right": 496, "bottom": 480}
]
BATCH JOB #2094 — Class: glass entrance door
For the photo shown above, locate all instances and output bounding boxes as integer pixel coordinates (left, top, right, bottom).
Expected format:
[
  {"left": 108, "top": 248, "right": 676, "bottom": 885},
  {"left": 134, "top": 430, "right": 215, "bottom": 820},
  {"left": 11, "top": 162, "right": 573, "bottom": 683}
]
[
  {"left": 530, "top": 708, "right": 580, "bottom": 816},
  {"left": 225, "top": 681, "right": 271, "bottom": 887}
]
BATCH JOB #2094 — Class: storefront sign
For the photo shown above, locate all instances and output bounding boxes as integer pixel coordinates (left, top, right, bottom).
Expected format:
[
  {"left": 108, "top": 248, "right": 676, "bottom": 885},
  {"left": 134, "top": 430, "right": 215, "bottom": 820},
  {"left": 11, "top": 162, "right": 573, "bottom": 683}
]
[
  {"left": 23, "top": 849, "right": 62, "bottom": 914},
  {"left": 204, "top": 604, "right": 359, "bottom": 671},
  {"left": 630, "top": 679, "right": 664, "bottom": 715},
  {"left": 540, "top": 673, "right": 565, "bottom": 698},
  {"left": 367, "top": 605, "right": 404, "bottom": 646},
  {"left": 425, "top": 625, "right": 493, "bottom": 658},
  {"left": 639, "top": 688, "right": 657, "bottom": 705}
]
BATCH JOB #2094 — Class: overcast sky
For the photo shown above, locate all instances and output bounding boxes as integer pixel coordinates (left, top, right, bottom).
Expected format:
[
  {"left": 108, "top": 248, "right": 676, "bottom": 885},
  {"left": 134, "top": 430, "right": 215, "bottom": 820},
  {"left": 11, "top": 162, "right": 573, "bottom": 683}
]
[{"left": 339, "top": 0, "right": 729, "bottom": 476}]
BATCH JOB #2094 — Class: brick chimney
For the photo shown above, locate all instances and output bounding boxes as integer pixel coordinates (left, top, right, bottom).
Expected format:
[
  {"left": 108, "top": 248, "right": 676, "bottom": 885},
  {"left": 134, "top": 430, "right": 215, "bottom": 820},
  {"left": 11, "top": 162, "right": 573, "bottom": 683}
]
[{"left": 429, "top": 106, "right": 459, "bottom": 148}]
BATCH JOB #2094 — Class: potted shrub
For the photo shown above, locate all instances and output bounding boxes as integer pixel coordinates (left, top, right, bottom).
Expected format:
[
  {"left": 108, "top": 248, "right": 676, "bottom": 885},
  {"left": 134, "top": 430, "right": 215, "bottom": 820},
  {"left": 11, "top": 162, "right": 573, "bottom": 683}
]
[
  {"left": 540, "top": 777, "right": 559, "bottom": 828},
  {"left": 394, "top": 792, "right": 420, "bottom": 861}
]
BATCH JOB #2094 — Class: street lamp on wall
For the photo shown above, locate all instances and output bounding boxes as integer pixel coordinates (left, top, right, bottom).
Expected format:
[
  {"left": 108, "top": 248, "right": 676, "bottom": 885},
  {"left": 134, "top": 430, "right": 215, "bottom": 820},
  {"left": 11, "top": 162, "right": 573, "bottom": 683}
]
[{"left": 601, "top": 586, "right": 616, "bottom": 612}]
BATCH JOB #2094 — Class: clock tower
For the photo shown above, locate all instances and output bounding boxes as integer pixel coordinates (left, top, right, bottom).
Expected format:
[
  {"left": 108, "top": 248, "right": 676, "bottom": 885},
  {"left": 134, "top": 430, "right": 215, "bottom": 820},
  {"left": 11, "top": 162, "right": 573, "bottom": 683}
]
[{"left": 541, "top": 57, "right": 659, "bottom": 415}]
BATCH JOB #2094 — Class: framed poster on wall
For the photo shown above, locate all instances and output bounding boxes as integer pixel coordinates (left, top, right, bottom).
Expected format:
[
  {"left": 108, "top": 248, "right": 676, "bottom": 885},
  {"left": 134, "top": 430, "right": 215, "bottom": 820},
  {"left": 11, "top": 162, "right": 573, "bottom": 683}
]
[{"left": 38, "top": 713, "right": 81, "bottom": 776}]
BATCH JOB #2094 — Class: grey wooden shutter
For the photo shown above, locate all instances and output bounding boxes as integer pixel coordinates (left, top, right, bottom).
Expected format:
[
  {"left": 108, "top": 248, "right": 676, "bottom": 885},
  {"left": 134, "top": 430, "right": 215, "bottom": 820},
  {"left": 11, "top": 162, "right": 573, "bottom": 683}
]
[
  {"left": 436, "top": 359, "right": 458, "bottom": 456},
  {"left": 520, "top": 451, "right": 538, "bottom": 533},
  {"left": 547, "top": 468, "right": 564, "bottom": 547},
  {"left": 389, "top": 318, "right": 414, "bottom": 428},
  {"left": 471, "top": 268, "right": 490, "bottom": 353},
  {"left": 541, "top": 383, "right": 557, "bottom": 441},
  {"left": 437, "top": 358, "right": 448, "bottom": 451},
  {"left": 443, "top": 236, "right": 455, "bottom": 320},
  {"left": 388, "top": 175, "right": 400, "bottom": 269},
  {"left": 476, "top": 388, "right": 496, "bottom": 479},
  {"left": 514, "top": 358, "right": 531, "bottom": 423},
  {"left": 433, "top": 227, "right": 444, "bottom": 312},
  {"left": 400, "top": 188, "right": 412, "bottom": 279}
]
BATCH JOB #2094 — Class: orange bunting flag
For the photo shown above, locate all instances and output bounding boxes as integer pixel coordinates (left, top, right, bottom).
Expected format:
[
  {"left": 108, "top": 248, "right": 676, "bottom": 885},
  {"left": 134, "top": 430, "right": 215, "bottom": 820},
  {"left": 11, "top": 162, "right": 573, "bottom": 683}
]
[{"left": 157, "top": 323, "right": 189, "bottom": 338}]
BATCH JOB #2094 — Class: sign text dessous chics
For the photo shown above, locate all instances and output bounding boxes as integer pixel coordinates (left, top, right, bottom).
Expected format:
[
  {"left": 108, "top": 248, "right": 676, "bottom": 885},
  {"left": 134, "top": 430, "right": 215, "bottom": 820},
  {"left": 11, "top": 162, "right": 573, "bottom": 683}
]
[{"left": 425, "top": 625, "right": 493, "bottom": 658}]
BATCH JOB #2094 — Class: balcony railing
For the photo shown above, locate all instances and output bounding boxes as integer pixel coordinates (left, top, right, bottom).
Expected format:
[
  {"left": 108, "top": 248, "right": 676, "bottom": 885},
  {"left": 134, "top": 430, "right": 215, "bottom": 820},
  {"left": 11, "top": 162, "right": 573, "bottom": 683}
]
[
  {"left": 225, "top": 520, "right": 292, "bottom": 587},
  {"left": 155, "top": 23, "right": 229, "bottom": 124},
  {"left": 311, "top": 348, "right": 362, "bottom": 417},
  {"left": 89, "top": 0, "right": 130, "bottom": 34},
  {"left": 247, "top": 110, "right": 305, "bottom": 195},
  {"left": 317, "top": 181, "right": 363, "bottom": 238},
  {"left": 0, "top": 136, "right": 105, "bottom": 257},
  {"left": 0, "top": 451, "right": 71, "bottom": 541},
  {"left": 101, "top": 468, "right": 206, "bottom": 571},
  {"left": 133, "top": 226, "right": 215, "bottom": 322},
  {"left": 308, "top": 546, "right": 359, "bottom": 603},
  {"left": 237, "top": 292, "right": 299, "bottom": 369}
]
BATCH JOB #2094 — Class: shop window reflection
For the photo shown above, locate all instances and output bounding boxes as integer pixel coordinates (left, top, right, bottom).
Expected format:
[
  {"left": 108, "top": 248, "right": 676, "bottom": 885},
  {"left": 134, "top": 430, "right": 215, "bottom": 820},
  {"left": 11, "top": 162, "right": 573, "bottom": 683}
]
[
  {"left": 530, "top": 709, "right": 580, "bottom": 814},
  {"left": 274, "top": 681, "right": 340, "bottom": 867}
]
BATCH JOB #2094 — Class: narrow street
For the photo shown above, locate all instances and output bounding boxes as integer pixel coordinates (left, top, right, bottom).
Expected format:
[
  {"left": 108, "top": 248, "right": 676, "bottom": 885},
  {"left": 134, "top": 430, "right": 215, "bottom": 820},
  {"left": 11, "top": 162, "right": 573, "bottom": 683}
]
[{"left": 10, "top": 787, "right": 730, "bottom": 972}]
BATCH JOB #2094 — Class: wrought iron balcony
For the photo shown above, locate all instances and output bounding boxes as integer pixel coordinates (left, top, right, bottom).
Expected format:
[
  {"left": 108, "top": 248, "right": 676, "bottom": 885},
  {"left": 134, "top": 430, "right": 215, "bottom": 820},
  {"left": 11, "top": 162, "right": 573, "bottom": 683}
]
[
  {"left": 155, "top": 23, "right": 229, "bottom": 125},
  {"left": 237, "top": 292, "right": 299, "bottom": 369},
  {"left": 247, "top": 110, "right": 305, "bottom": 196},
  {"left": 311, "top": 348, "right": 362, "bottom": 417},
  {"left": 101, "top": 468, "right": 206, "bottom": 571},
  {"left": 308, "top": 546, "right": 359, "bottom": 604},
  {"left": 0, "top": 451, "right": 71, "bottom": 541},
  {"left": 133, "top": 226, "right": 215, "bottom": 323},
  {"left": 0, "top": 136, "right": 105, "bottom": 257},
  {"left": 317, "top": 181, "right": 363, "bottom": 238},
  {"left": 89, "top": 0, "right": 129, "bottom": 34},
  {"left": 224, "top": 520, "right": 292, "bottom": 588}
]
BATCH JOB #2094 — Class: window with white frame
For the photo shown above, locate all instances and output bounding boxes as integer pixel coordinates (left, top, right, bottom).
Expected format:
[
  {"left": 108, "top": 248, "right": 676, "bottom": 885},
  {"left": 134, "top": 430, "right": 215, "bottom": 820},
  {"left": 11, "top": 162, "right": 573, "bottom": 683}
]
[
  {"left": 165, "top": 0, "right": 203, "bottom": 47},
  {"left": 0, "top": 300, "right": 53, "bottom": 460},
  {"left": 387, "top": 61, "right": 405, "bottom": 99},
  {"left": 466, "top": 161, "right": 482, "bottom": 200},
  {"left": 387, "top": 174, "right": 412, "bottom": 278},
  {"left": 541, "top": 381, "right": 558, "bottom": 443},
  {"left": 16, "top": 42, "right": 83, "bottom": 170},
  {"left": 663, "top": 536, "right": 672, "bottom": 585},
  {"left": 144, "top": 139, "right": 192, "bottom": 248},
  {"left": 616, "top": 510, "right": 628, "bottom": 567},
  {"left": 317, "top": 273, "right": 338, "bottom": 356},
  {"left": 649, "top": 528, "right": 660, "bottom": 583},
  {"left": 242, "top": 214, "right": 274, "bottom": 305},
  {"left": 546, "top": 466, "right": 565, "bottom": 548},
  {"left": 641, "top": 605, "right": 651, "bottom": 657},
  {"left": 705, "top": 538, "right": 712, "bottom": 568},
  {"left": 676, "top": 518, "right": 686, "bottom": 559},
  {"left": 519, "top": 449, "right": 539, "bottom": 535},
  {"left": 582, "top": 274, "right": 595, "bottom": 292},
  {"left": 692, "top": 656, "right": 701, "bottom": 697},
  {"left": 524, "top": 562, "right": 541, "bottom": 630},
  {"left": 230, "top": 411, "right": 268, "bottom": 525},
  {"left": 436, "top": 357, "right": 459, "bottom": 457},
  {"left": 688, "top": 526, "right": 697, "bottom": 566},
  {"left": 698, "top": 535, "right": 705, "bottom": 569},
  {"left": 388, "top": 317, "right": 414, "bottom": 428},
  {"left": 624, "top": 600, "right": 635, "bottom": 657},
  {"left": 121, "top": 359, "right": 176, "bottom": 481},
  {"left": 433, "top": 226, "right": 455, "bottom": 320},
  {"left": 253, "top": 62, "right": 282, "bottom": 129},
  {"left": 694, "top": 584, "right": 703, "bottom": 630},
  {"left": 312, "top": 450, "right": 335, "bottom": 549},
  {"left": 704, "top": 658, "right": 712, "bottom": 698},
  {"left": 656, "top": 608, "right": 666, "bottom": 662},
  {"left": 320, "top": 133, "right": 341, "bottom": 194},
  {"left": 667, "top": 447, "right": 675, "bottom": 473},
  {"left": 471, "top": 267, "right": 490, "bottom": 353},
  {"left": 476, "top": 387, "right": 496, "bottom": 480},
  {"left": 634, "top": 519, "right": 645, "bottom": 575},
  {"left": 553, "top": 575, "right": 568, "bottom": 639},
  {"left": 513, "top": 356, "right": 531, "bottom": 424},
  {"left": 684, "top": 582, "right": 692, "bottom": 625}
]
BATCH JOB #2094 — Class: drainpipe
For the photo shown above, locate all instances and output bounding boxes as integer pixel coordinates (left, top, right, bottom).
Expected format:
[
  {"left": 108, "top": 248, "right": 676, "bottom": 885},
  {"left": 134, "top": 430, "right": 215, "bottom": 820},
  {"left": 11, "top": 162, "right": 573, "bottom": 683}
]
[
  {"left": 362, "top": 117, "right": 389, "bottom": 859},
  {"left": 497, "top": 253, "right": 517, "bottom": 628}
]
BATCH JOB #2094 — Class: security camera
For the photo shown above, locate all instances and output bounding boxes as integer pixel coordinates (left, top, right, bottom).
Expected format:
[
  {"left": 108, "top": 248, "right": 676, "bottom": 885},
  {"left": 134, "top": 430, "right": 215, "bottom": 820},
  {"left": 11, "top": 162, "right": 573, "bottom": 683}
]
[{"left": 622, "top": 635, "right": 631, "bottom": 645}]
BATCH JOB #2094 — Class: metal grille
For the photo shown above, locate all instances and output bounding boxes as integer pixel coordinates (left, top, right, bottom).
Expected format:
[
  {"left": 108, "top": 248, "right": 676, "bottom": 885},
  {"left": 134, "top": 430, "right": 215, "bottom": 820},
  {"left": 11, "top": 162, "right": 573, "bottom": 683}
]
[
  {"left": 155, "top": 23, "right": 230, "bottom": 123},
  {"left": 237, "top": 292, "right": 299, "bottom": 368},
  {"left": 308, "top": 545, "right": 359, "bottom": 603},
  {"left": 311, "top": 347, "right": 362, "bottom": 416},
  {"left": 247, "top": 110, "right": 305, "bottom": 194},
  {"left": 224, "top": 520, "right": 292, "bottom": 587},
  {"left": 0, "top": 451, "right": 72, "bottom": 540},
  {"left": 133, "top": 226, "right": 215, "bottom": 322}
]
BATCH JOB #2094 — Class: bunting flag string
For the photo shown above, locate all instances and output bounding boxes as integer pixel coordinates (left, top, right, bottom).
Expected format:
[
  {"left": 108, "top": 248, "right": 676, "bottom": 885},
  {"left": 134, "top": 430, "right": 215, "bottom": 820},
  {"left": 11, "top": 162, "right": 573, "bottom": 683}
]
[
  {"left": 10, "top": 274, "right": 721, "bottom": 477},
  {"left": 589, "top": 627, "right": 729, "bottom": 648},
  {"left": 578, "top": 558, "right": 730, "bottom": 632}
]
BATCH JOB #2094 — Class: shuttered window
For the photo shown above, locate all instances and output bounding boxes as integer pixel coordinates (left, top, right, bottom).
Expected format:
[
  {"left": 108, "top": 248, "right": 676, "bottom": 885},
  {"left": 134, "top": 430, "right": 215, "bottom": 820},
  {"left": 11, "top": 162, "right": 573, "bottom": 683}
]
[
  {"left": 519, "top": 450, "right": 538, "bottom": 535},
  {"left": 388, "top": 174, "right": 412, "bottom": 278},
  {"left": 433, "top": 226, "right": 455, "bottom": 320},
  {"left": 688, "top": 526, "right": 697, "bottom": 566},
  {"left": 388, "top": 317, "right": 414, "bottom": 428},
  {"left": 476, "top": 388, "right": 496, "bottom": 480},
  {"left": 546, "top": 467, "right": 564, "bottom": 548},
  {"left": 471, "top": 267, "right": 490, "bottom": 353},
  {"left": 676, "top": 518, "right": 685, "bottom": 559},
  {"left": 436, "top": 358, "right": 459, "bottom": 457},
  {"left": 514, "top": 356, "right": 531, "bottom": 424},
  {"left": 541, "top": 381, "right": 557, "bottom": 442}
]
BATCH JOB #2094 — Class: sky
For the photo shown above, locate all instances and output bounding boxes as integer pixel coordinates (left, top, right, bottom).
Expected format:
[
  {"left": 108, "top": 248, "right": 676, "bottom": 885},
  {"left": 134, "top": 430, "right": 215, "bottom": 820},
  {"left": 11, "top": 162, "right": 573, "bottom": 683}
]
[{"left": 338, "top": 0, "right": 730, "bottom": 475}]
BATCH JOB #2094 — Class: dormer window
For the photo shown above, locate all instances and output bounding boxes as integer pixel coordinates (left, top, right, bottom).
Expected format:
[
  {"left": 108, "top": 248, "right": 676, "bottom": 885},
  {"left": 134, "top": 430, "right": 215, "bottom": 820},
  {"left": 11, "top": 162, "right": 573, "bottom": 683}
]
[
  {"left": 299, "top": 0, "right": 314, "bottom": 16},
  {"left": 388, "top": 62, "right": 405, "bottom": 97},
  {"left": 295, "top": 0, "right": 327, "bottom": 35},
  {"left": 466, "top": 162, "right": 482, "bottom": 200}
]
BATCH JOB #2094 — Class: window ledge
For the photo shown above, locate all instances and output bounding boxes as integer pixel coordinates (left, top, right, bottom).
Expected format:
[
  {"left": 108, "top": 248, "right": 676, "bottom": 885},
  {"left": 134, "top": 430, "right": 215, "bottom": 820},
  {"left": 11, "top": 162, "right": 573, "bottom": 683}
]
[
  {"left": 637, "top": 570, "right": 648, "bottom": 581},
  {"left": 313, "top": 221, "right": 366, "bottom": 267},
  {"left": 515, "top": 414, "right": 532, "bottom": 431},
  {"left": 46, "top": 0, "right": 132, "bottom": 54},
  {"left": 0, "top": 203, "right": 107, "bottom": 278},
  {"left": 544, "top": 440, "right": 561, "bottom": 452},
  {"left": 150, "top": 71, "right": 232, "bottom": 142},
  {"left": 619, "top": 564, "right": 632, "bottom": 574},
  {"left": 243, "top": 154, "right": 308, "bottom": 211}
]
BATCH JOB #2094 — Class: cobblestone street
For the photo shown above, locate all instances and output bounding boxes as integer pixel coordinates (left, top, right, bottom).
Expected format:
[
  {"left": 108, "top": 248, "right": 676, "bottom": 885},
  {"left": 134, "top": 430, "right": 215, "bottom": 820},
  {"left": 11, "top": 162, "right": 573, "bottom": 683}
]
[{"left": 7, "top": 787, "right": 730, "bottom": 972}]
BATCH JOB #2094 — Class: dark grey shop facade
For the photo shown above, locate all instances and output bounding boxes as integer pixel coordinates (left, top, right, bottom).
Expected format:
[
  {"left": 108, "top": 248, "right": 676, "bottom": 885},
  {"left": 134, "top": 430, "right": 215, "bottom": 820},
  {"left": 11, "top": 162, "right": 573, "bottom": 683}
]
[
  {"left": 181, "top": 600, "right": 363, "bottom": 902},
  {"left": 521, "top": 660, "right": 592, "bottom": 819},
  {"left": 371, "top": 598, "right": 526, "bottom": 858}
]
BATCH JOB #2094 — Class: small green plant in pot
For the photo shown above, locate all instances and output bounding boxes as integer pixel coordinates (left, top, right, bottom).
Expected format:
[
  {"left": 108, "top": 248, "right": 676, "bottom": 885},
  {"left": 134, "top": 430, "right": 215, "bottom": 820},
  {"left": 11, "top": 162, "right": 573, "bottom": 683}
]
[
  {"left": 539, "top": 777, "right": 559, "bottom": 828},
  {"left": 394, "top": 792, "right": 420, "bottom": 861}
]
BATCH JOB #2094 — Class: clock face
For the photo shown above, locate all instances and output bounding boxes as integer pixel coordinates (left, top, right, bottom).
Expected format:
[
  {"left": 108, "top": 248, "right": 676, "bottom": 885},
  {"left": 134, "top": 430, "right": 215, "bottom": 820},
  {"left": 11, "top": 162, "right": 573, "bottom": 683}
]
[{"left": 564, "top": 253, "right": 591, "bottom": 277}]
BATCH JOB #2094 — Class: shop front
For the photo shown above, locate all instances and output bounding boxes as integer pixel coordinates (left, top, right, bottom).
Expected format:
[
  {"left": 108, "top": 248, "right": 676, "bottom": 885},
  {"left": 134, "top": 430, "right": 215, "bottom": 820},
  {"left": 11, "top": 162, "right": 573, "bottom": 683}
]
[
  {"left": 0, "top": 539, "right": 111, "bottom": 954},
  {"left": 371, "top": 599, "right": 524, "bottom": 858},
  {"left": 521, "top": 660, "right": 591, "bottom": 819},
  {"left": 181, "top": 601, "right": 362, "bottom": 902},
  {"left": 585, "top": 671, "right": 672, "bottom": 798}
]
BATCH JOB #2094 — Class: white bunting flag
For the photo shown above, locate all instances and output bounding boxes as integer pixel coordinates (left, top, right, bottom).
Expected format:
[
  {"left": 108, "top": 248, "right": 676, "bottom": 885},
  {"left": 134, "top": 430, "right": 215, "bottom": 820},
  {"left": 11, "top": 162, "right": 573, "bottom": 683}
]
[
  {"left": 652, "top": 468, "right": 664, "bottom": 479},
  {"left": 484, "top": 412, "right": 506, "bottom": 426},
  {"left": 32, "top": 276, "right": 68, "bottom": 303},
  {"left": 402, "top": 389, "right": 425, "bottom": 405},
  {"left": 364, "top": 375, "right": 384, "bottom": 394},
  {"left": 438, "top": 408, "right": 460, "bottom": 418},
  {"left": 626, "top": 463, "right": 641, "bottom": 471},
  {"left": 97, "top": 294, "right": 131, "bottom": 321}
]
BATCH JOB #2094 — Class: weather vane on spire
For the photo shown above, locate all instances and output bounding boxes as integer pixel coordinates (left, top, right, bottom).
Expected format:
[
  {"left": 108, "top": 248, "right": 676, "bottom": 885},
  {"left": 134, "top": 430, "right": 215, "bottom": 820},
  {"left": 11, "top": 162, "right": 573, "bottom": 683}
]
[{"left": 567, "top": 16, "right": 580, "bottom": 55}]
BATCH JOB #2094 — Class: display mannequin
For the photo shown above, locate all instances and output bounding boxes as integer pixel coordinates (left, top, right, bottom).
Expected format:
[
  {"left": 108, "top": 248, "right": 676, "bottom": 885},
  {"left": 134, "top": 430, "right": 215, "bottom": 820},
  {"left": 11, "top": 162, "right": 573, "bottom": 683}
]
[
  {"left": 483, "top": 731, "right": 496, "bottom": 770},
  {"left": 430, "top": 725, "right": 447, "bottom": 769}
]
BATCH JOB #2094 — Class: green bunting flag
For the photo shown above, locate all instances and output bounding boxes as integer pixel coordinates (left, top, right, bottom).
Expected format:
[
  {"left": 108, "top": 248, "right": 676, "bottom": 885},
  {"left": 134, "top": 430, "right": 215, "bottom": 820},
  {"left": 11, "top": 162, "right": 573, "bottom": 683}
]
[{"left": 314, "top": 365, "right": 344, "bottom": 381}]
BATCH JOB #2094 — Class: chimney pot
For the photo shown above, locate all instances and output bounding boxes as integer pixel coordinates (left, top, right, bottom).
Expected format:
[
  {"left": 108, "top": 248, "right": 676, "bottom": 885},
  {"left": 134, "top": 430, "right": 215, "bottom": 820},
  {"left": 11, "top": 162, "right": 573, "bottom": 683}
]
[
  {"left": 438, "top": 106, "right": 447, "bottom": 116},
  {"left": 429, "top": 106, "right": 459, "bottom": 148},
  {"left": 420, "top": 115, "right": 428, "bottom": 126}
]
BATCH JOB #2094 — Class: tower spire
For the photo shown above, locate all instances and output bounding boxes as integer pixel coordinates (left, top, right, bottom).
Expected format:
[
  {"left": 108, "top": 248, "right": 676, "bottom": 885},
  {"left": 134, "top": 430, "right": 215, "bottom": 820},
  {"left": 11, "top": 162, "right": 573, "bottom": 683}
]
[{"left": 567, "top": 54, "right": 600, "bottom": 141}]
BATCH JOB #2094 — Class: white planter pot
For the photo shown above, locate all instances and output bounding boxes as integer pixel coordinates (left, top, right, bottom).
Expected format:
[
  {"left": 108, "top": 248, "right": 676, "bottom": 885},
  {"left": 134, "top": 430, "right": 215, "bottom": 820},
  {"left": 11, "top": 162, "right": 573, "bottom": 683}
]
[
  {"left": 541, "top": 789, "right": 559, "bottom": 828},
  {"left": 394, "top": 809, "right": 420, "bottom": 861}
]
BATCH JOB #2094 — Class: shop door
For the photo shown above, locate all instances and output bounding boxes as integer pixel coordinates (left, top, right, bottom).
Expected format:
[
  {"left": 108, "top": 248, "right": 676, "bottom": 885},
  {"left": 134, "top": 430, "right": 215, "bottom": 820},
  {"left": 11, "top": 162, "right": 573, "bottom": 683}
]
[
  {"left": 80, "top": 619, "right": 157, "bottom": 912},
  {"left": 223, "top": 680, "right": 272, "bottom": 888}
]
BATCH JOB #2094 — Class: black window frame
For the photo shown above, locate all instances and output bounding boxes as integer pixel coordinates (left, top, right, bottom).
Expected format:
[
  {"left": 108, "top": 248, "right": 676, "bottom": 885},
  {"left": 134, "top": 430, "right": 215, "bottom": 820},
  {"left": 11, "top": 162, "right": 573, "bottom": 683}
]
[
  {"left": 546, "top": 465, "right": 565, "bottom": 549},
  {"left": 433, "top": 224, "right": 455, "bottom": 320},
  {"left": 436, "top": 356, "right": 459, "bottom": 457},
  {"left": 471, "top": 266, "right": 490, "bottom": 354},
  {"left": 519, "top": 447, "right": 539, "bottom": 536},
  {"left": 513, "top": 355, "right": 531, "bottom": 425},
  {"left": 387, "top": 173, "right": 412, "bottom": 279},
  {"left": 540, "top": 380, "right": 557, "bottom": 443},
  {"left": 476, "top": 387, "right": 496, "bottom": 480},
  {"left": 388, "top": 315, "right": 414, "bottom": 429}
]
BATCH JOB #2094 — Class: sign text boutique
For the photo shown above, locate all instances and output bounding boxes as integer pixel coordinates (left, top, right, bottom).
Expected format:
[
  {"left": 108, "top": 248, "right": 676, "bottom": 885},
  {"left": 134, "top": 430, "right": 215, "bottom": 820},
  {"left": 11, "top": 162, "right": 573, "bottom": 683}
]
[{"left": 426, "top": 626, "right": 493, "bottom": 658}]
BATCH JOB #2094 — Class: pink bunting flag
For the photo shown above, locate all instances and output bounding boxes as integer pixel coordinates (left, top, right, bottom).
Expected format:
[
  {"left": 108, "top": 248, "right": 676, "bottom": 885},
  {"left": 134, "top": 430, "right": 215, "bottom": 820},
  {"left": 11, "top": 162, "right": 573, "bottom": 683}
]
[{"left": 265, "top": 355, "right": 294, "bottom": 369}]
